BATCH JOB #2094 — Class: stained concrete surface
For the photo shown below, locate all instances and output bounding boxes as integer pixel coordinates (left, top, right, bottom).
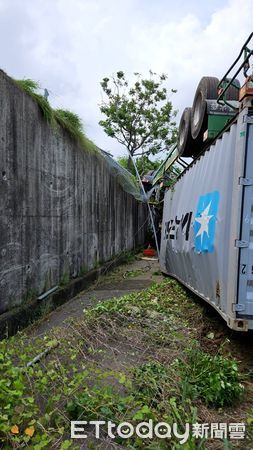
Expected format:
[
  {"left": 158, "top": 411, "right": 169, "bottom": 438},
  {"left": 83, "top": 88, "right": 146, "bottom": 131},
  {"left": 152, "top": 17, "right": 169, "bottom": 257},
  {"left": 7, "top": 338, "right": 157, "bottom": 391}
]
[
  {"left": 0, "top": 70, "right": 147, "bottom": 314},
  {"left": 28, "top": 257, "right": 164, "bottom": 337}
]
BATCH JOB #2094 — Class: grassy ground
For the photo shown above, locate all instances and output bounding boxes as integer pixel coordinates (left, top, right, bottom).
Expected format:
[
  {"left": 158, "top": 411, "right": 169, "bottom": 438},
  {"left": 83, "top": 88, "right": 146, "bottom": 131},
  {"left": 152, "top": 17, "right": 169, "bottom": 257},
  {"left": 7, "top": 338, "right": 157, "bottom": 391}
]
[{"left": 0, "top": 276, "right": 253, "bottom": 449}]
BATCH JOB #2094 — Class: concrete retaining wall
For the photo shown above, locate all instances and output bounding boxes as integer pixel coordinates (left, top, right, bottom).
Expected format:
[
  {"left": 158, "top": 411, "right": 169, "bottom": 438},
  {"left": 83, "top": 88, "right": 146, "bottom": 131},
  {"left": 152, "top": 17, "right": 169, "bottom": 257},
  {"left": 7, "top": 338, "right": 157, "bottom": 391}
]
[{"left": 0, "top": 70, "right": 147, "bottom": 314}]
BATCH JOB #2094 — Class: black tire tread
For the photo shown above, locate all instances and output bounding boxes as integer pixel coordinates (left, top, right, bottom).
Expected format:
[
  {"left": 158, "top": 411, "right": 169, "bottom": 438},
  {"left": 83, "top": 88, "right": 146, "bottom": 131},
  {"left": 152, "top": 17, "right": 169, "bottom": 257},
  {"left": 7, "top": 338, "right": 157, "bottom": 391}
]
[
  {"left": 178, "top": 107, "right": 203, "bottom": 157},
  {"left": 191, "top": 76, "right": 219, "bottom": 139},
  {"left": 178, "top": 107, "right": 192, "bottom": 157}
]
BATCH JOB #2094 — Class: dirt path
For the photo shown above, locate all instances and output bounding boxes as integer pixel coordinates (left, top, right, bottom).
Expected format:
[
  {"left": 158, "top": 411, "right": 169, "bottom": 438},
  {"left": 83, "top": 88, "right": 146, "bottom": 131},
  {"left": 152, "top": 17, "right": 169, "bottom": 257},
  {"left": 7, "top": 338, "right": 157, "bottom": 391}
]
[{"left": 28, "top": 256, "right": 163, "bottom": 337}]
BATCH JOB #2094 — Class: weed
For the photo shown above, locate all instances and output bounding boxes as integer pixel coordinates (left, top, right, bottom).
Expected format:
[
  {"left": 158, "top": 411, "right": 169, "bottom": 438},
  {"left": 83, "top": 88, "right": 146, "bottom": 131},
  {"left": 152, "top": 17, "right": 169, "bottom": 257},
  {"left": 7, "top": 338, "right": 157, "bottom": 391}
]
[
  {"left": 14, "top": 77, "right": 98, "bottom": 155},
  {"left": 79, "top": 264, "right": 88, "bottom": 277},
  {"left": 93, "top": 260, "right": 100, "bottom": 269},
  {"left": 0, "top": 278, "right": 249, "bottom": 449},
  {"left": 60, "top": 272, "right": 70, "bottom": 287},
  {"left": 15, "top": 78, "right": 40, "bottom": 93},
  {"left": 123, "top": 269, "right": 144, "bottom": 278},
  {"left": 22, "top": 288, "right": 37, "bottom": 304},
  {"left": 66, "top": 380, "right": 135, "bottom": 423},
  {"left": 54, "top": 108, "right": 84, "bottom": 142},
  {"left": 132, "top": 362, "right": 168, "bottom": 406},
  {"left": 15, "top": 79, "right": 53, "bottom": 123},
  {"left": 0, "top": 336, "right": 79, "bottom": 449},
  {"left": 84, "top": 279, "right": 188, "bottom": 321},
  {"left": 121, "top": 250, "right": 138, "bottom": 264},
  {"left": 174, "top": 345, "right": 244, "bottom": 407}
]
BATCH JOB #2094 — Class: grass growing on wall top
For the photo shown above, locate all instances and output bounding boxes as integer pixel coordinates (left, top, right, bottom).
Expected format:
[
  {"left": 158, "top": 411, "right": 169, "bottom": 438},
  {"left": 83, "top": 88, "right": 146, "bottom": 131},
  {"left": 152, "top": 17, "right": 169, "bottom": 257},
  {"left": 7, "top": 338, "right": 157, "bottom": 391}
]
[
  {"left": 15, "top": 79, "right": 54, "bottom": 124},
  {"left": 14, "top": 78, "right": 98, "bottom": 155},
  {"left": 53, "top": 108, "right": 98, "bottom": 153},
  {"left": 15, "top": 78, "right": 39, "bottom": 92},
  {"left": 54, "top": 109, "right": 83, "bottom": 134}
]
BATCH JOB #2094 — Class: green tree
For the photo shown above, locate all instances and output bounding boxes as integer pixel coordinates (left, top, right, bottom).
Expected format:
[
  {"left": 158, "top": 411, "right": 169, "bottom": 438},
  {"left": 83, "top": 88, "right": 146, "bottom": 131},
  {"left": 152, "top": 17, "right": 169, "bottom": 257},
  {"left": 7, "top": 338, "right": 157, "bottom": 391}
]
[
  {"left": 117, "top": 155, "right": 162, "bottom": 177},
  {"left": 99, "top": 71, "right": 177, "bottom": 169}
]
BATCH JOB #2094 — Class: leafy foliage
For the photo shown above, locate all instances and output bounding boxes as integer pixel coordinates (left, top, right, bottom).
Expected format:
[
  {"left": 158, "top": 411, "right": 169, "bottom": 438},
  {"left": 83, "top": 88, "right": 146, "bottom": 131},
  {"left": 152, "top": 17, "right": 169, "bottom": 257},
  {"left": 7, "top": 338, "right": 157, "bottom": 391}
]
[
  {"left": 132, "top": 362, "right": 168, "bottom": 406},
  {"left": 117, "top": 154, "right": 162, "bottom": 176},
  {"left": 175, "top": 345, "right": 244, "bottom": 407},
  {"left": 0, "top": 274, "right": 249, "bottom": 449},
  {"left": 99, "top": 71, "right": 178, "bottom": 164},
  {"left": 67, "top": 378, "right": 136, "bottom": 422},
  {"left": 0, "top": 337, "right": 79, "bottom": 449}
]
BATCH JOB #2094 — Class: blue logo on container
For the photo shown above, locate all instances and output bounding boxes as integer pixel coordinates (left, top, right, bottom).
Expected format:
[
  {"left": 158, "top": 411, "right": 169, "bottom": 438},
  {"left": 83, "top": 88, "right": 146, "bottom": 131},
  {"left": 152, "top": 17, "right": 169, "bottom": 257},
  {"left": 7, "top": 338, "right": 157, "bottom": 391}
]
[{"left": 194, "top": 191, "right": 220, "bottom": 253}]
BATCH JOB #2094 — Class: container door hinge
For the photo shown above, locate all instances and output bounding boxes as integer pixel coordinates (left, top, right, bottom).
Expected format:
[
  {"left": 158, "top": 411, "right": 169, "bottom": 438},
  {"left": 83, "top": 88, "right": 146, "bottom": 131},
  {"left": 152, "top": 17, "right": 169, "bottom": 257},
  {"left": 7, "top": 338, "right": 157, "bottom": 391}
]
[
  {"left": 239, "top": 177, "right": 253, "bottom": 186},
  {"left": 235, "top": 239, "right": 249, "bottom": 248},
  {"left": 232, "top": 303, "right": 245, "bottom": 312}
]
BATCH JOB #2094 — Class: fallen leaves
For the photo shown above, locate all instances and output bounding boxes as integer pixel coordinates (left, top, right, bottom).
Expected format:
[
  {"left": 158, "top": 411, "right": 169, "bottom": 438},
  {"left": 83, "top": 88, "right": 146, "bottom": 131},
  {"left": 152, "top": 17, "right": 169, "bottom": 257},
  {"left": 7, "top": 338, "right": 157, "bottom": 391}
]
[
  {"left": 24, "top": 425, "right": 35, "bottom": 437},
  {"left": 10, "top": 425, "right": 19, "bottom": 434},
  {"left": 10, "top": 424, "right": 35, "bottom": 437}
]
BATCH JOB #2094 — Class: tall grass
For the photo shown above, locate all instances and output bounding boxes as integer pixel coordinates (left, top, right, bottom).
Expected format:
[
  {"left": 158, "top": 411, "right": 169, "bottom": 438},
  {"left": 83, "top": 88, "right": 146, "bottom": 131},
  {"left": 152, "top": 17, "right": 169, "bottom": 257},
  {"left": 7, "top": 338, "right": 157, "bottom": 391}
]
[
  {"left": 14, "top": 78, "right": 98, "bottom": 155},
  {"left": 15, "top": 79, "right": 53, "bottom": 123},
  {"left": 54, "top": 109, "right": 84, "bottom": 140}
]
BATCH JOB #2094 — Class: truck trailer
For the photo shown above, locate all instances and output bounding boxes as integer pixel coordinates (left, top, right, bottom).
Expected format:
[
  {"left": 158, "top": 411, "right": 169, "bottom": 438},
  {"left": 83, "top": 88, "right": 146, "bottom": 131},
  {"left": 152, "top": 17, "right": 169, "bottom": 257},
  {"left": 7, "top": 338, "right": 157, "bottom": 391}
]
[{"left": 160, "top": 33, "right": 253, "bottom": 331}]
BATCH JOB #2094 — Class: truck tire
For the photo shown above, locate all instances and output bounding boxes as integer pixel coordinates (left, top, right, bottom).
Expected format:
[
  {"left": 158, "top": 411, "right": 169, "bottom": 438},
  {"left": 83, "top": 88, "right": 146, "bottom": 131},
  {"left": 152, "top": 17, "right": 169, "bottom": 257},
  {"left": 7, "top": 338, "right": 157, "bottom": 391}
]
[
  {"left": 191, "top": 76, "right": 219, "bottom": 139},
  {"left": 178, "top": 107, "right": 199, "bottom": 157}
]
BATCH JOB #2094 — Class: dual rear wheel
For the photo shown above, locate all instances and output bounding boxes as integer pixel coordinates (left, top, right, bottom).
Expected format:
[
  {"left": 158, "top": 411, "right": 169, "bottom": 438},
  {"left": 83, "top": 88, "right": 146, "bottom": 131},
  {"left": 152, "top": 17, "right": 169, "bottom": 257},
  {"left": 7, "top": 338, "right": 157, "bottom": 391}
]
[{"left": 178, "top": 76, "right": 240, "bottom": 157}]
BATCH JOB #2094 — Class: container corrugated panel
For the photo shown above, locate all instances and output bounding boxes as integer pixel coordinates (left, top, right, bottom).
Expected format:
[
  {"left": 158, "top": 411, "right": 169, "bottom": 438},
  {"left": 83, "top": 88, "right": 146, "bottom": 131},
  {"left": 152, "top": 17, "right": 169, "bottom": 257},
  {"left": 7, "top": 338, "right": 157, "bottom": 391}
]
[
  {"left": 160, "top": 117, "right": 251, "bottom": 330},
  {"left": 237, "top": 120, "right": 253, "bottom": 318}
]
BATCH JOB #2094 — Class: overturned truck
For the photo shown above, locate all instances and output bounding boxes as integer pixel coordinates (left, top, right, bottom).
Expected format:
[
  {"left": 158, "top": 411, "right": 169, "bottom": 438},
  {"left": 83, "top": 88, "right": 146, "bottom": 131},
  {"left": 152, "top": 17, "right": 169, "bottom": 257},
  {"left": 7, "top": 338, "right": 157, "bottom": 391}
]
[{"left": 160, "top": 33, "right": 253, "bottom": 331}]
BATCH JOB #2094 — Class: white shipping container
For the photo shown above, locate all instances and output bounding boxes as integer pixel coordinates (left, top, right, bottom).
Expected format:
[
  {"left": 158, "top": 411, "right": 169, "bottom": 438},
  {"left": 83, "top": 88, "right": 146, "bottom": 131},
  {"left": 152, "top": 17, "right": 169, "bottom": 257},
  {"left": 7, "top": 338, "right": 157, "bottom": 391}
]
[{"left": 160, "top": 105, "right": 253, "bottom": 331}]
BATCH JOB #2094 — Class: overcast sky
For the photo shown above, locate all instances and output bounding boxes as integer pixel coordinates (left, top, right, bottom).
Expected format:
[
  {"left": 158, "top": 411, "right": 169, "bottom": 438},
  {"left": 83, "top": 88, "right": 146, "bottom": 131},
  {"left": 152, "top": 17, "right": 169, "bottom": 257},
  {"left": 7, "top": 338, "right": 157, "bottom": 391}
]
[{"left": 0, "top": 0, "right": 252, "bottom": 157}]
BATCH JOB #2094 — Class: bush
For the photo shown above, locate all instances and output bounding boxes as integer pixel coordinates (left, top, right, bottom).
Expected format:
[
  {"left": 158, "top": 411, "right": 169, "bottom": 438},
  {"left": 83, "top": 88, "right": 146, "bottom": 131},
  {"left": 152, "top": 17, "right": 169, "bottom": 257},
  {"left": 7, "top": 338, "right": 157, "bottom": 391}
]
[{"left": 175, "top": 346, "right": 244, "bottom": 407}]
